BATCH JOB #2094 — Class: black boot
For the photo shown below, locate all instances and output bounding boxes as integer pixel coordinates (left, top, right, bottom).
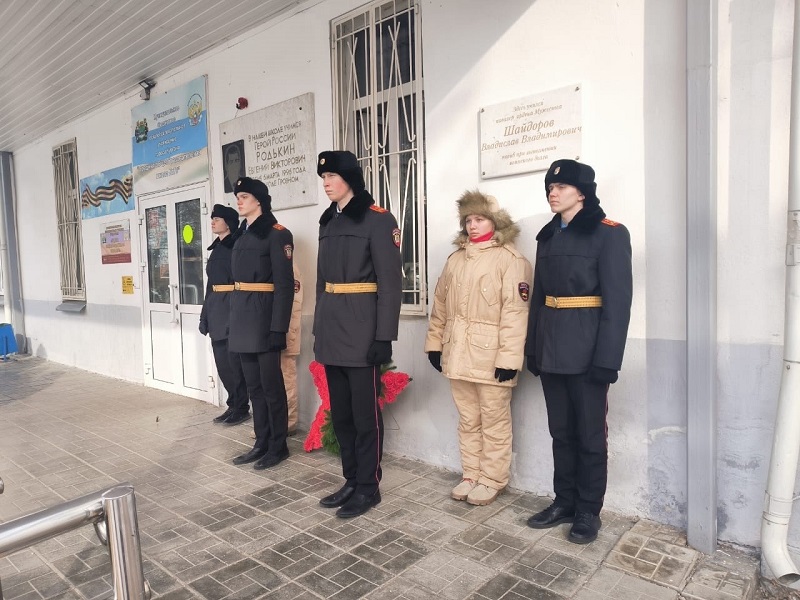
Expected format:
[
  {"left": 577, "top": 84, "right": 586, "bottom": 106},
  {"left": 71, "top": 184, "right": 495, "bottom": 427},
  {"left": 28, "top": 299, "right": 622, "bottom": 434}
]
[
  {"left": 526, "top": 503, "right": 575, "bottom": 529},
  {"left": 232, "top": 447, "right": 266, "bottom": 465},
  {"left": 568, "top": 512, "right": 601, "bottom": 544},
  {"left": 319, "top": 484, "right": 357, "bottom": 508},
  {"left": 213, "top": 408, "right": 234, "bottom": 423},
  {"left": 336, "top": 490, "right": 381, "bottom": 518}
]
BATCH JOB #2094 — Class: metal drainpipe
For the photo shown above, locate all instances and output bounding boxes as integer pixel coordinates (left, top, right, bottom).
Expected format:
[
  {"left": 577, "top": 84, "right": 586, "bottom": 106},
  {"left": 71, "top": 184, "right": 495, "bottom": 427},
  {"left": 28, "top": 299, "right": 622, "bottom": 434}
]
[
  {"left": 0, "top": 152, "right": 26, "bottom": 351},
  {"left": 761, "top": 0, "right": 800, "bottom": 584}
]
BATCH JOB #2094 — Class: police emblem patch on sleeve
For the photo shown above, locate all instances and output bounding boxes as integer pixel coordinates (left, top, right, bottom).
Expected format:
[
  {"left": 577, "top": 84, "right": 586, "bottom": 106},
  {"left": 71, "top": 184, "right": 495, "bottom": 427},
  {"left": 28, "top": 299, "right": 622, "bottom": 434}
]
[
  {"left": 283, "top": 244, "right": 293, "bottom": 259},
  {"left": 518, "top": 282, "right": 530, "bottom": 301},
  {"left": 392, "top": 228, "right": 401, "bottom": 248},
  {"left": 294, "top": 279, "right": 301, "bottom": 293}
]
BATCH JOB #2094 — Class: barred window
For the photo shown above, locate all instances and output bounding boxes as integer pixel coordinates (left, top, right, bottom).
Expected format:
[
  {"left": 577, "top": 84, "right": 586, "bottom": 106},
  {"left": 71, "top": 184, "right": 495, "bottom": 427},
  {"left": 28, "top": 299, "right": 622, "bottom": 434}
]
[
  {"left": 331, "top": 0, "right": 427, "bottom": 314},
  {"left": 52, "top": 139, "right": 86, "bottom": 301}
]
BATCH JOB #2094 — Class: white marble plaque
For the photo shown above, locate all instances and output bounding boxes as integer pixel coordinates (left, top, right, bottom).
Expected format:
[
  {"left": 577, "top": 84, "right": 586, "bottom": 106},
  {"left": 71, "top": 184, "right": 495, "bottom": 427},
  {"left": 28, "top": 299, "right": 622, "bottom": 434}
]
[
  {"left": 219, "top": 92, "right": 317, "bottom": 210},
  {"left": 479, "top": 85, "right": 582, "bottom": 179}
]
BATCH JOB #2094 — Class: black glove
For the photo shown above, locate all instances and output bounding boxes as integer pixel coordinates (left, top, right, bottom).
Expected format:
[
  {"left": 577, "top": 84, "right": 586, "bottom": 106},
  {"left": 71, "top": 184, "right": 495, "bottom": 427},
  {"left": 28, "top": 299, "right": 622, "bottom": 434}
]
[
  {"left": 367, "top": 341, "right": 392, "bottom": 365},
  {"left": 586, "top": 366, "right": 618, "bottom": 384},
  {"left": 428, "top": 351, "right": 442, "bottom": 372},
  {"left": 525, "top": 356, "right": 540, "bottom": 377},
  {"left": 495, "top": 368, "right": 517, "bottom": 382},
  {"left": 199, "top": 321, "right": 208, "bottom": 336},
  {"left": 266, "top": 331, "right": 287, "bottom": 352}
]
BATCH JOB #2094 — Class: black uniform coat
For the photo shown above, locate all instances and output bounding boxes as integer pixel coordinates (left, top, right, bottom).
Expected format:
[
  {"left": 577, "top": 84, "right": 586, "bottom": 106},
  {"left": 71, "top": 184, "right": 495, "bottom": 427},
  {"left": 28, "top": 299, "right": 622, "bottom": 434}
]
[
  {"left": 199, "top": 232, "right": 238, "bottom": 342},
  {"left": 228, "top": 212, "right": 294, "bottom": 354},
  {"left": 525, "top": 205, "right": 632, "bottom": 374},
  {"left": 313, "top": 191, "right": 402, "bottom": 367}
]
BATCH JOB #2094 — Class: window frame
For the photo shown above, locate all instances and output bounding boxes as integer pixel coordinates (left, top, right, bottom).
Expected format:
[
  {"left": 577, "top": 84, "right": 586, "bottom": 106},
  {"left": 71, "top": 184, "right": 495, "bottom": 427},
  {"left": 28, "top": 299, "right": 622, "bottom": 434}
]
[
  {"left": 330, "top": 0, "right": 428, "bottom": 315},
  {"left": 52, "top": 139, "right": 86, "bottom": 302}
]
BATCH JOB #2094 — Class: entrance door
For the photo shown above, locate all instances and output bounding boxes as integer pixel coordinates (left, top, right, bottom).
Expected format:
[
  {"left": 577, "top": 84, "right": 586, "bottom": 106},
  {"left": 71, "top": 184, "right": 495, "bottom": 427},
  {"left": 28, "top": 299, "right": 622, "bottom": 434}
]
[{"left": 140, "top": 185, "right": 212, "bottom": 402}]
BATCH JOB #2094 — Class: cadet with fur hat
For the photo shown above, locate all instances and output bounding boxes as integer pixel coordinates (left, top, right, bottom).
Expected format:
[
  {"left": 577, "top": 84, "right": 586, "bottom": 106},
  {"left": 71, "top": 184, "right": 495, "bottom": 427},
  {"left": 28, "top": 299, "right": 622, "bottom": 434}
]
[
  {"left": 314, "top": 150, "right": 402, "bottom": 519},
  {"left": 228, "top": 177, "right": 295, "bottom": 470},
  {"left": 524, "top": 159, "right": 632, "bottom": 544},
  {"left": 425, "top": 190, "right": 532, "bottom": 506},
  {"left": 200, "top": 204, "right": 249, "bottom": 425}
]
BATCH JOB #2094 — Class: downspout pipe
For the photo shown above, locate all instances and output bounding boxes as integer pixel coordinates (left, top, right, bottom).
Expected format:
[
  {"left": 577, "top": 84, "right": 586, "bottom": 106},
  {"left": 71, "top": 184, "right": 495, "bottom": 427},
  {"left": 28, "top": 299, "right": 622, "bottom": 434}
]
[
  {"left": 0, "top": 152, "right": 25, "bottom": 350},
  {"left": 762, "top": 0, "right": 800, "bottom": 584}
]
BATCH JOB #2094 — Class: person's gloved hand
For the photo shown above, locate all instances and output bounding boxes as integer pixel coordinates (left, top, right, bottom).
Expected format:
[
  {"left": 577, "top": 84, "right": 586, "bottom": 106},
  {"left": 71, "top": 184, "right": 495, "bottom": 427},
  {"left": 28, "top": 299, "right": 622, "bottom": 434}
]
[
  {"left": 266, "top": 331, "right": 287, "bottom": 352},
  {"left": 495, "top": 368, "right": 517, "bottom": 382},
  {"left": 428, "top": 351, "right": 442, "bottom": 372},
  {"left": 367, "top": 341, "right": 392, "bottom": 365},
  {"left": 586, "top": 366, "right": 618, "bottom": 384},
  {"left": 525, "top": 356, "right": 540, "bottom": 377}
]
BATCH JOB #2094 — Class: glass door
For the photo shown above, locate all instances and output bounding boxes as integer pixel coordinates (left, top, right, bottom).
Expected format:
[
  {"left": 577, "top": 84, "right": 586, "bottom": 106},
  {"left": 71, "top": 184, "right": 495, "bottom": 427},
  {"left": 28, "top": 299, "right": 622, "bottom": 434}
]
[{"left": 140, "top": 185, "right": 211, "bottom": 402}]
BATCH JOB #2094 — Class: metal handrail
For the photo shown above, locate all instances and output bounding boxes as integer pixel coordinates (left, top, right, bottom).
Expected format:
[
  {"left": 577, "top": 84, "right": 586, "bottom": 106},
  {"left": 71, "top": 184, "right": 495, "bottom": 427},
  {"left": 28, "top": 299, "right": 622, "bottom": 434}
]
[{"left": 0, "top": 482, "right": 150, "bottom": 600}]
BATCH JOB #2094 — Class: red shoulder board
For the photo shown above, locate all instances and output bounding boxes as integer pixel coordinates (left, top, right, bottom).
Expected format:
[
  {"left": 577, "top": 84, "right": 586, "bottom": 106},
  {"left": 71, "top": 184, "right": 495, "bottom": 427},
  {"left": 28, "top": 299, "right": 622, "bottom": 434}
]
[
  {"left": 273, "top": 223, "right": 286, "bottom": 230},
  {"left": 601, "top": 218, "right": 620, "bottom": 227},
  {"left": 369, "top": 205, "right": 388, "bottom": 213}
]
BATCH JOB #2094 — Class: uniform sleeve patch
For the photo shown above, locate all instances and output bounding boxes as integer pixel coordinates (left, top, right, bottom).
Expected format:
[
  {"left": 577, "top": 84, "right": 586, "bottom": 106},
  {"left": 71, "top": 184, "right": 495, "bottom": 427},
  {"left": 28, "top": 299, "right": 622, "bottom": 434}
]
[
  {"left": 294, "top": 279, "right": 301, "bottom": 293},
  {"left": 518, "top": 282, "right": 530, "bottom": 301},
  {"left": 392, "top": 228, "right": 401, "bottom": 248},
  {"left": 370, "top": 205, "right": 388, "bottom": 213},
  {"left": 283, "top": 244, "right": 293, "bottom": 259},
  {"left": 601, "top": 218, "right": 620, "bottom": 227},
  {"left": 273, "top": 223, "right": 286, "bottom": 230}
]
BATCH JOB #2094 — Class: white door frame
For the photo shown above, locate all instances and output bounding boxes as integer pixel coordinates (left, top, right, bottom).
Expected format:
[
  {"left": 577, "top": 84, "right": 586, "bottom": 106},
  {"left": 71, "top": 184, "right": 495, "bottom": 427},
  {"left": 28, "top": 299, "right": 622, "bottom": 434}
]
[{"left": 138, "top": 182, "right": 215, "bottom": 403}]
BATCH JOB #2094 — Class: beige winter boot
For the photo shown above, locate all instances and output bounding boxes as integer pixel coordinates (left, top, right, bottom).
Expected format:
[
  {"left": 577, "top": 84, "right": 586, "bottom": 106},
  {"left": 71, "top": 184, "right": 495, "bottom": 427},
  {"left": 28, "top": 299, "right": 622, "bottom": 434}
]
[
  {"left": 451, "top": 479, "right": 477, "bottom": 501},
  {"left": 466, "top": 483, "right": 504, "bottom": 506}
]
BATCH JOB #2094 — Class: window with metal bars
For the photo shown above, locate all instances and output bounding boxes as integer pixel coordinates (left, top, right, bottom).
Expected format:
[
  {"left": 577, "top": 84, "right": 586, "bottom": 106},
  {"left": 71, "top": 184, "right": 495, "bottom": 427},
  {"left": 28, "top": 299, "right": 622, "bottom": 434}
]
[
  {"left": 52, "top": 139, "right": 86, "bottom": 301},
  {"left": 331, "top": 0, "right": 427, "bottom": 314}
]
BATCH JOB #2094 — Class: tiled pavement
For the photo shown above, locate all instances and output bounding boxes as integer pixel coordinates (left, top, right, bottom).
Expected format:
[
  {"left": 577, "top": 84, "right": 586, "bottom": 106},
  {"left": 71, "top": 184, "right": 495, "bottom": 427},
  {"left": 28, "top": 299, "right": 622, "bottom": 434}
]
[{"left": 0, "top": 357, "right": 762, "bottom": 599}]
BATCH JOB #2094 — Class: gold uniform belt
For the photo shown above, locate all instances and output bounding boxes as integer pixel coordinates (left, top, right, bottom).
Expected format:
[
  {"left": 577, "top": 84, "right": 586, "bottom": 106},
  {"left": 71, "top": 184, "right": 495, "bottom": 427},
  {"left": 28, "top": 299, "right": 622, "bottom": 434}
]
[
  {"left": 233, "top": 282, "right": 275, "bottom": 292},
  {"left": 212, "top": 284, "right": 234, "bottom": 292},
  {"left": 545, "top": 295, "right": 602, "bottom": 309},
  {"left": 325, "top": 282, "right": 378, "bottom": 294}
]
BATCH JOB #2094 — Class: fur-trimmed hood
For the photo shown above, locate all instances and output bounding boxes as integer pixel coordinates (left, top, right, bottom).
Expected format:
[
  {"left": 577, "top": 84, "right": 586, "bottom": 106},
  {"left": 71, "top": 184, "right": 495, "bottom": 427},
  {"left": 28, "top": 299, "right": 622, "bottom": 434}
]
[
  {"left": 319, "top": 190, "right": 375, "bottom": 225},
  {"left": 238, "top": 211, "right": 278, "bottom": 239},
  {"left": 536, "top": 204, "right": 607, "bottom": 242},
  {"left": 453, "top": 189, "right": 520, "bottom": 247}
]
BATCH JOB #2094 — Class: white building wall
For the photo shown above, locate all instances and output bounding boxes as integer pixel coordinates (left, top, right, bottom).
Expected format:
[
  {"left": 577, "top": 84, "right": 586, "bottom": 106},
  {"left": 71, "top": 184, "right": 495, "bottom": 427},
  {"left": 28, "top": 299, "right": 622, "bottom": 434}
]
[{"left": 8, "top": 0, "right": 795, "bottom": 551}]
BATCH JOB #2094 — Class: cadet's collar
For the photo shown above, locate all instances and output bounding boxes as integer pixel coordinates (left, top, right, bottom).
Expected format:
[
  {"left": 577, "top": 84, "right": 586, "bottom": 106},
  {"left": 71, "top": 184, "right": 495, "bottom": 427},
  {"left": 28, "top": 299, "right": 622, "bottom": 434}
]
[
  {"left": 536, "top": 204, "right": 606, "bottom": 241},
  {"left": 319, "top": 190, "right": 375, "bottom": 225}
]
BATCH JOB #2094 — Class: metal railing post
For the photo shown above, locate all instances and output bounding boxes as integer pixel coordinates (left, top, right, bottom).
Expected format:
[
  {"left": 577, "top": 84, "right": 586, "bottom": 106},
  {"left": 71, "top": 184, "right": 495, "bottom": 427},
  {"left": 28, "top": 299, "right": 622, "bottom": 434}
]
[
  {"left": 0, "top": 483, "right": 150, "bottom": 599},
  {"left": 102, "top": 485, "right": 148, "bottom": 600}
]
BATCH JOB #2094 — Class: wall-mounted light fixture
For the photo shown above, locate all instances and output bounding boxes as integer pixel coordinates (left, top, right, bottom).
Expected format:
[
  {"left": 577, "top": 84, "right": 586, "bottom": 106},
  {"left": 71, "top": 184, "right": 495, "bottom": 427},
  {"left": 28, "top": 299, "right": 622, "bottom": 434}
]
[{"left": 138, "top": 79, "right": 156, "bottom": 101}]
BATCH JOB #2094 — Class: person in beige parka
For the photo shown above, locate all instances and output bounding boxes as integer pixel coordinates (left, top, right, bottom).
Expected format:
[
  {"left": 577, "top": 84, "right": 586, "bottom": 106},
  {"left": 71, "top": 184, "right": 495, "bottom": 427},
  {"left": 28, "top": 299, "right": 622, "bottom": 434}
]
[
  {"left": 283, "top": 264, "right": 303, "bottom": 435},
  {"left": 424, "top": 190, "right": 533, "bottom": 506}
]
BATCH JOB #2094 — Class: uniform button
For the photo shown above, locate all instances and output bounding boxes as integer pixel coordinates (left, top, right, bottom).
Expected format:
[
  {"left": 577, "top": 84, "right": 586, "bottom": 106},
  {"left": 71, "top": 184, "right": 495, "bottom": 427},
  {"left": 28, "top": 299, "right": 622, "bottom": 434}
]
[
  {"left": 482, "top": 288, "right": 486, "bottom": 292},
  {"left": 484, "top": 343, "right": 489, "bottom": 348}
]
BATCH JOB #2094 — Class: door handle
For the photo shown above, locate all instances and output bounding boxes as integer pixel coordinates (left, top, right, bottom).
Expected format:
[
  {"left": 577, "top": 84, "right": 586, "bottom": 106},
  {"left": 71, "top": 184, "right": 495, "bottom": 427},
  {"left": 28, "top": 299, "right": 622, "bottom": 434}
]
[{"left": 168, "top": 284, "right": 179, "bottom": 324}]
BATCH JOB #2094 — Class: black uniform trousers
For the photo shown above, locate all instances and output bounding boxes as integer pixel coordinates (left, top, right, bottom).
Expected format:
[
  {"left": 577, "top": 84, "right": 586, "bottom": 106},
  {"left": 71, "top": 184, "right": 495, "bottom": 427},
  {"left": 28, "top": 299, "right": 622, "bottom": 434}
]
[
  {"left": 540, "top": 372, "right": 609, "bottom": 515},
  {"left": 325, "top": 365, "right": 384, "bottom": 496},
  {"left": 211, "top": 339, "right": 248, "bottom": 415},
  {"left": 239, "top": 351, "right": 288, "bottom": 457}
]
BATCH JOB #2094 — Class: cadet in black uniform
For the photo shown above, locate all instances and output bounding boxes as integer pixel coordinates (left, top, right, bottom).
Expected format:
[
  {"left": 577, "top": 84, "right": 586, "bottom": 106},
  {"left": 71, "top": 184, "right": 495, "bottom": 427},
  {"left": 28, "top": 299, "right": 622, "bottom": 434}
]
[
  {"left": 314, "top": 151, "right": 402, "bottom": 518},
  {"left": 199, "top": 204, "right": 249, "bottom": 425},
  {"left": 525, "top": 159, "right": 632, "bottom": 544},
  {"left": 228, "top": 177, "right": 295, "bottom": 470}
]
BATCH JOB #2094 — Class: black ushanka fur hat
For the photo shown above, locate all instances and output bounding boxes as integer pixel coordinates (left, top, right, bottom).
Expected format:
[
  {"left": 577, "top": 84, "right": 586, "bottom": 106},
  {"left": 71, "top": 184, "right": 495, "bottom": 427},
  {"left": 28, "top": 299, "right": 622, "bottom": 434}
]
[
  {"left": 544, "top": 159, "right": 599, "bottom": 206},
  {"left": 233, "top": 177, "right": 271, "bottom": 211},
  {"left": 317, "top": 150, "right": 366, "bottom": 194},
  {"left": 211, "top": 203, "right": 239, "bottom": 233}
]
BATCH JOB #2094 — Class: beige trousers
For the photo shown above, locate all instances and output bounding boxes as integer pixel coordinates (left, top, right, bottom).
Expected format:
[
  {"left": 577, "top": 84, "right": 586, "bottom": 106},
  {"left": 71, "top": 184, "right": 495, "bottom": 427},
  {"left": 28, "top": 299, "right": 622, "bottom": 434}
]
[
  {"left": 281, "top": 352, "right": 298, "bottom": 430},
  {"left": 449, "top": 379, "right": 513, "bottom": 489}
]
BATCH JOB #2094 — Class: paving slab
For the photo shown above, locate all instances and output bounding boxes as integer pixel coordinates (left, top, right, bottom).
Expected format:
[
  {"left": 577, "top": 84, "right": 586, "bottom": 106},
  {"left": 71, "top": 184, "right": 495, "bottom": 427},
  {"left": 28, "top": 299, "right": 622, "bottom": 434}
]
[{"left": 0, "top": 357, "right": 765, "bottom": 599}]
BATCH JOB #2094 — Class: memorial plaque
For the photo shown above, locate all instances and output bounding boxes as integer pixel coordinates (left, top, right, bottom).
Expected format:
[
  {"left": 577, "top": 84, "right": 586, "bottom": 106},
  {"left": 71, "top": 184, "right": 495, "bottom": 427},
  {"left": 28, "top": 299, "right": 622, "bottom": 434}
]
[
  {"left": 220, "top": 92, "right": 317, "bottom": 210},
  {"left": 479, "top": 85, "right": 582, "bottom": 179}
]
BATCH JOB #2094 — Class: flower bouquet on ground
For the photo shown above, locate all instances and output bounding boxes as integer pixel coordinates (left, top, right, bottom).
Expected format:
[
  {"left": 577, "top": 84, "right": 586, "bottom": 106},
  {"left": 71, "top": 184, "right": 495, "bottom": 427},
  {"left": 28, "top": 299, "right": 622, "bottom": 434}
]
[{"left": 304, "top": 360, "right": 412, "bottom": 455}]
